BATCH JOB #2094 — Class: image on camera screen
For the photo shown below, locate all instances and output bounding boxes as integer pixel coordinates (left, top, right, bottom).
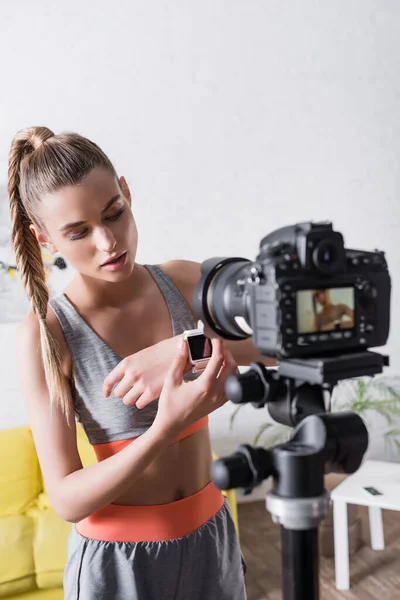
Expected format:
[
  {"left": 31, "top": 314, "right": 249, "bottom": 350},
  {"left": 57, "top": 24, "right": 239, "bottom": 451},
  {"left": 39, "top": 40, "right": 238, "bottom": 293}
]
[
  {"left": 296, "top": 287, "right": 355, "bottom": 334},
  {"left": 188, "top": 334, "right": 212, "bottom": 361}
]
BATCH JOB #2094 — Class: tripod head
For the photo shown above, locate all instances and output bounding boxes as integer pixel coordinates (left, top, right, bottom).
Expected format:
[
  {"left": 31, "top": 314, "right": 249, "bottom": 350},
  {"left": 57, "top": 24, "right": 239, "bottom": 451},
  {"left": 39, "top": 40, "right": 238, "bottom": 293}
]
[
  {"left": 212, "top": 350, "right": 388, "bottom": 498},
  {"left": 212, "top": 352, "right": 389, "bottom": 599}
]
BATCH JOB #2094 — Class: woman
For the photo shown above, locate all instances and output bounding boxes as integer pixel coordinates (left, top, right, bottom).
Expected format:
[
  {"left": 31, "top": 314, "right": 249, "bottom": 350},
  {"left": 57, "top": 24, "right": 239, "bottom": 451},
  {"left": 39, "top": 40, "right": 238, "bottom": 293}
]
[
  {"left": 312, "top": 289, "right": 354, "bottom": 332},
  {"left": 9, "top": 127, "right": 272, "bottom": 599}
]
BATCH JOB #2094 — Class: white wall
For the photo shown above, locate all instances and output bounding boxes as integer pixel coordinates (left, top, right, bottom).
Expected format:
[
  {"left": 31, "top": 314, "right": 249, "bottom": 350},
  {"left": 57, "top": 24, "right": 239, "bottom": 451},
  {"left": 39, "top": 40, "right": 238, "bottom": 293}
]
[{"left": 1, "top": 1, "right": 400, "bottom": 500}]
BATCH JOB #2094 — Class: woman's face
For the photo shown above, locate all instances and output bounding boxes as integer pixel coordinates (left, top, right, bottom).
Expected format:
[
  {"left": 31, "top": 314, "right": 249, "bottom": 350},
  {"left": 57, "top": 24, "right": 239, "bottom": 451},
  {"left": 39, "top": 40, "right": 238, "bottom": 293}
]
[
  {"left": 315, "top": 289, "right": 329, "bottom": 306},
  {"left": 33, "top": 169, "right": 138, "bottom": 282}
]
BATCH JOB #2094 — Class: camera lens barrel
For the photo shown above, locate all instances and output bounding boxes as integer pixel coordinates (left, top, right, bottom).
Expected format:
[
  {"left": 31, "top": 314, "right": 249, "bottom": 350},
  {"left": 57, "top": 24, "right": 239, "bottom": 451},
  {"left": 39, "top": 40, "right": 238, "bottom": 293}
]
[{"left": 193, "top": 257, "right": 252, "bottom": 340}]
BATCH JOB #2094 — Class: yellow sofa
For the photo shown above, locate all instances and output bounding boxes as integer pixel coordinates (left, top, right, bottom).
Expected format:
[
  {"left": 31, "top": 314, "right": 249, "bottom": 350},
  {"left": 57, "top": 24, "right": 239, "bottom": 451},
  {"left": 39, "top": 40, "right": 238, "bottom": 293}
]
[{"left": 0, "top": 424, "right": 238, "bottom": 599}]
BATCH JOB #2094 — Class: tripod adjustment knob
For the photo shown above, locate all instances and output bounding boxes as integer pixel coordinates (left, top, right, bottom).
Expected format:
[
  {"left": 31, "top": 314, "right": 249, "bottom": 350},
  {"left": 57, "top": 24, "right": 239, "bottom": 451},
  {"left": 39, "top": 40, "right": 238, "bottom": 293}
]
[
  {"left": 211, "top": 444, "right": 273, "bottom": 493},
  {"left": 226, "top": 362, "right": 279, "bottom": 408},
  {"left": 226, "top": 369, "right": 267, "bottom": 406}
]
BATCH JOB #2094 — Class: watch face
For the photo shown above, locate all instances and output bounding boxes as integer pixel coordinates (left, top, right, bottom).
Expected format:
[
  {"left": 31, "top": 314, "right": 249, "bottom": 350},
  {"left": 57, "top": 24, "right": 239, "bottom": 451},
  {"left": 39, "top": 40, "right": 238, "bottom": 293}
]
[{"left": 187, "top": 333, "right": 212, "bottom": 362}]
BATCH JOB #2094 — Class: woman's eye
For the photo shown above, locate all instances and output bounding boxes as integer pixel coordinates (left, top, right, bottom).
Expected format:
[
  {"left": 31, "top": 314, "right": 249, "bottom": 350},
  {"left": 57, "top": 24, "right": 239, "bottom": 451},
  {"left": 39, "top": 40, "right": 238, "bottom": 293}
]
[
  {"left": 69, "top": 229, "right": 88, "bottom": 241},
  {"left": 68, "top": 210, "right": 124, "bottom": 241},
  {"left": 106, "top": 209, "right": 125, "bottom": 222}
]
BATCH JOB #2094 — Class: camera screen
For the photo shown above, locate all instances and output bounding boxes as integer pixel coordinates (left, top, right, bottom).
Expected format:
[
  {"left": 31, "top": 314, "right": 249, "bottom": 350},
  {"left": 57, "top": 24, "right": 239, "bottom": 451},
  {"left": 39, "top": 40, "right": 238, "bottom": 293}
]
[
  {"left": 296, "top": 287, "right": 355, "bottom": 334},
  {"left": 187, "top": 334, "right": 212, "bottom": 361}
]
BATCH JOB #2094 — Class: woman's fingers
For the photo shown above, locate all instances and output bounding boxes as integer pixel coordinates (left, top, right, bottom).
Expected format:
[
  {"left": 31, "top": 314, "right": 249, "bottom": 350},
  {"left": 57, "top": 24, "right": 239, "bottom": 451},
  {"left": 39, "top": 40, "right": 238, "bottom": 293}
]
[
  {"left": 103, "top": 360, "right": 127, "bottom": 397},
  {"left": 196, "top": 343, "right": 239, "bottom": 410},
  {"left": 199, "top": 338, "right": 225, "bottom": 385},
  {"left": 135, "top": 388, "right": 157, "bottom": 409},
  {"left": 112, "top": 375, "right": 139, "bottom": 399},
  {"left": 214, "top": 349, "right": 239, "bottom": 397},
  {"left": 166, "top": 337, "right": 189, "bottom": 387},
  {"left": 120, "top": 383, "right": 144, "bottom": 406}
]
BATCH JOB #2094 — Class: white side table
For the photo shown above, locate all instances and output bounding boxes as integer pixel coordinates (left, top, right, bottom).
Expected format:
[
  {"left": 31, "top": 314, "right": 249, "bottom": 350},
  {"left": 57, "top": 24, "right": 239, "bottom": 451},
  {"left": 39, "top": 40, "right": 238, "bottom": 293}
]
[{"left": 331, "top": 459, "right": 400, "bottom": 590}]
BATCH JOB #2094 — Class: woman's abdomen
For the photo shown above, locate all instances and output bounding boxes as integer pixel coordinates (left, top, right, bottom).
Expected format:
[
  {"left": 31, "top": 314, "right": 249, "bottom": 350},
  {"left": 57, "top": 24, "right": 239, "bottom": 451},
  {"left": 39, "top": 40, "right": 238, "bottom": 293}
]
[{"left": 111, "top": 426, "right": 214, "bottom": 506}]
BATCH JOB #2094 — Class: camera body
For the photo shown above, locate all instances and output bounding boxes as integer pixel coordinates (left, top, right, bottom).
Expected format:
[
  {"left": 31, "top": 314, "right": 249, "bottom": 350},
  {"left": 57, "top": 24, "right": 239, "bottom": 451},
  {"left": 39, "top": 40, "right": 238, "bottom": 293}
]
[{"left": 193, "top": 221, "right": 391, "bottom": 360}]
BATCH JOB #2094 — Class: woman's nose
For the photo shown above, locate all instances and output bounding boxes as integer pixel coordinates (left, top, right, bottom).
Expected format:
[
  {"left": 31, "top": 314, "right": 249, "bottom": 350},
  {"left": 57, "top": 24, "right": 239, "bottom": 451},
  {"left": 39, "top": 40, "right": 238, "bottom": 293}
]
[{"left": 94, "top": 227, "right": 116, "bottom": 252}]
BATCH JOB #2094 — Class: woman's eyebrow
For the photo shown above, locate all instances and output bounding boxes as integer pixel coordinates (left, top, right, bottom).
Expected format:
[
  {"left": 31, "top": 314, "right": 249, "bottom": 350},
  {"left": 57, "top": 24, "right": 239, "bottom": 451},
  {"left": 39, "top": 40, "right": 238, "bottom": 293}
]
[
  {"left": 101, "top": 194, "right": 121, "bottom": 214},
  {"left": 58, "top": 195, "right": 121, "bottom": 232}
]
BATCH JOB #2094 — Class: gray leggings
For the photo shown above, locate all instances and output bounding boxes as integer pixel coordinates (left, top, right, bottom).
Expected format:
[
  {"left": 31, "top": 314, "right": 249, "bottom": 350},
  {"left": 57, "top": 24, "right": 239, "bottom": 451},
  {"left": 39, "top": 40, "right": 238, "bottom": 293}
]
[{"left": 63, "top": 498, "right": 247, "bottom": 600}]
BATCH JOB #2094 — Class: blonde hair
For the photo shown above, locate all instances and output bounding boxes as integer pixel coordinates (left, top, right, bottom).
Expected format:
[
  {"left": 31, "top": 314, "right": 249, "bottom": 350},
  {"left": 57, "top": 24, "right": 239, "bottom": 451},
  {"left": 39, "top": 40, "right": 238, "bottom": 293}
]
[{"left": 8, "top": 126, "right": 117, "bottom": 423}]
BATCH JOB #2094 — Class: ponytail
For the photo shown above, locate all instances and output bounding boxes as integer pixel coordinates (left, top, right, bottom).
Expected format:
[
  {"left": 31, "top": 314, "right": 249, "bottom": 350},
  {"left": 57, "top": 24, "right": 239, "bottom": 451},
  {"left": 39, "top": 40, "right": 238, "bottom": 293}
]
[{"left": 8, "top": 127, "right": 74, "bottom": 424}]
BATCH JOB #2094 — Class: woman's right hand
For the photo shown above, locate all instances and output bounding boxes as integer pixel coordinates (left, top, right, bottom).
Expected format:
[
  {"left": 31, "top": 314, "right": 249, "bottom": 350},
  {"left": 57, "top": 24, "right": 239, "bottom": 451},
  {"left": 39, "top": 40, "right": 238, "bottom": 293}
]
[{"left": 152, "top": 336, "right": 237, "bottom": 439}]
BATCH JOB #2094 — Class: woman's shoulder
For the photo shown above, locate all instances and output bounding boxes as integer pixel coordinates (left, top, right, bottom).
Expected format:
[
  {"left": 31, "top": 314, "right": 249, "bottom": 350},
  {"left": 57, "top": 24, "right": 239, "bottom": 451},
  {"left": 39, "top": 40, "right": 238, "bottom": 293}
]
[
  {"left": 157, "top": 259, "right": 201, "bottom": 307},
  {"left": 159, "top": 259, "right": 201, "bottom": 287}
]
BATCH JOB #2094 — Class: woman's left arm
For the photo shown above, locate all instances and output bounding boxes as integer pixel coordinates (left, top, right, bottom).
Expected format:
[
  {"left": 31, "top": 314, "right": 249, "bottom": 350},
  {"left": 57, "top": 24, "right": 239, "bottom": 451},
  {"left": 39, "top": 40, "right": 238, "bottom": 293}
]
[
  {"left": 103, "top": 335, "right": 190, "bottom": 407},
  {"left": 103, "top": 260, "right": 276, "bottom": 409}
]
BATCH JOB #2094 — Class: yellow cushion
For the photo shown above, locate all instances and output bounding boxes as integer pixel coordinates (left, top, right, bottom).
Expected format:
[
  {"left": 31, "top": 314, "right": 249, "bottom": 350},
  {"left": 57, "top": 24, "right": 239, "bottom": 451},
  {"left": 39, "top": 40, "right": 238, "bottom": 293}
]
[
  {"left": 33, "top": 507, "right": 72, "bottom": 589},
  {"left": 0, "top": 514, "right": 36, "bottom": 598},
  {"left": 10, "top": 590, "right": 64, "bottom": 599},
  {"left": 76, "top": 423, "right": 97, "bottom": 467},
  {"left": 0, "top": 426, "right": 41, "bottom": 517}
]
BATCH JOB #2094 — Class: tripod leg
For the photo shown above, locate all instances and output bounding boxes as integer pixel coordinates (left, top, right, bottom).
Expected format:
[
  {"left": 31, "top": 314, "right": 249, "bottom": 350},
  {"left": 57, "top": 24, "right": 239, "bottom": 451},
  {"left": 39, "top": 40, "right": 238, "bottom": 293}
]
[
  {"left": 333, "top": 500, "right": 350, "bottom": 590},
  {"left": 281, "top": 527, "right": 319, "bottom": 600}
]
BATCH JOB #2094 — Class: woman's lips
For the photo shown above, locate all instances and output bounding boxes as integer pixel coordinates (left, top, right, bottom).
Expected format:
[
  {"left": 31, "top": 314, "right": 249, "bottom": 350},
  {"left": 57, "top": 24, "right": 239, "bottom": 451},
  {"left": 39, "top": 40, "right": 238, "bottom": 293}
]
[{"left": 101, "top": 252, "right": 127, "bottom": 270}]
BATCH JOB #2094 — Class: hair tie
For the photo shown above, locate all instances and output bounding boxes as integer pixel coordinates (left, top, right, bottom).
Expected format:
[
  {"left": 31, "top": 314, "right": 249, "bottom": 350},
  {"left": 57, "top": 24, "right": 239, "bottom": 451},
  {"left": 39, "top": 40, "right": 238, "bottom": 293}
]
[{"left": 30, "top": 131, "right": 54, "bottom": 151}]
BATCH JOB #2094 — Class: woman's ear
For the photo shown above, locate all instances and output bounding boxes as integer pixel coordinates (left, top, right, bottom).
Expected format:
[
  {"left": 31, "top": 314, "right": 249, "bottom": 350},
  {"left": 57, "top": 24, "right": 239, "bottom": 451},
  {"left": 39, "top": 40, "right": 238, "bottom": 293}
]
[
  {"left": 120, "top": 176, "right": 132, "bottom": 207},
  {"left": 29, "top": 224, "right": 58, "bottom": 254}
]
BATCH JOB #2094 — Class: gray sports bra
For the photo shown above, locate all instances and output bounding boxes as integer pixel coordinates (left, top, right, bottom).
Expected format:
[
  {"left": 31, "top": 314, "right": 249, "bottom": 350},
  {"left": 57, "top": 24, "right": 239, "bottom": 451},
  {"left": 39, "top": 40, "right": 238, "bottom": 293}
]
[{"left": 49, "top": 264, "right": 196, "bottom": 445}]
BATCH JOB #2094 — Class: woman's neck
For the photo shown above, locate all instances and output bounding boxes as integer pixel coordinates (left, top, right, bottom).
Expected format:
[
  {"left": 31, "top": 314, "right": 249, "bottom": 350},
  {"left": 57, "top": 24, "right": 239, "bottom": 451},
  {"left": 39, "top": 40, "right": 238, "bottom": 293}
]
[{"left": 66, "top": 263, "right": 149, "bottom": 310}]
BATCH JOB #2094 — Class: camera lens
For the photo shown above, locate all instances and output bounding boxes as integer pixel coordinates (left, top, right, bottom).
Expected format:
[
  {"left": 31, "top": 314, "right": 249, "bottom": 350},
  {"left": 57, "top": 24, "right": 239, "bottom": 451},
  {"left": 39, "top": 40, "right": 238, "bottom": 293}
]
[{"left": 192, "top": 257, "right": 253, "bottom": 340}]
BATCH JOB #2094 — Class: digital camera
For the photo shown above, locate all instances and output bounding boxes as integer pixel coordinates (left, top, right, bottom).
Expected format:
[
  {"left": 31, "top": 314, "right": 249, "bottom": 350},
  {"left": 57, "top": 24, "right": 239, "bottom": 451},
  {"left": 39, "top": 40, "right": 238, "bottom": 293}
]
[{"left": 193, "top": 221, "right": 391, "bottom": 360}]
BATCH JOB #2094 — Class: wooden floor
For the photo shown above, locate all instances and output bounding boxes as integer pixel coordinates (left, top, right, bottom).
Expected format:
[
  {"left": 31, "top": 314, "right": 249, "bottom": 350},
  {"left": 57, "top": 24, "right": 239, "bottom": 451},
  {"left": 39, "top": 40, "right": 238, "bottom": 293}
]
[{"left": 237, "top": 501, "right": 400, "bottom": 600}]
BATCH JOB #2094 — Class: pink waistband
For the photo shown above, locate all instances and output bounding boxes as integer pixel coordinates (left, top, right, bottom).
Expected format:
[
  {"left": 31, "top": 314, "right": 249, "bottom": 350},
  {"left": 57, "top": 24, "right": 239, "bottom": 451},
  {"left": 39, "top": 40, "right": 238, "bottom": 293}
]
[
  {"left": 75, "top": 481, "right": 224, "bottom": 542},
  {"left": 92, "top": 416, "right": 209, "bottom": 461}
]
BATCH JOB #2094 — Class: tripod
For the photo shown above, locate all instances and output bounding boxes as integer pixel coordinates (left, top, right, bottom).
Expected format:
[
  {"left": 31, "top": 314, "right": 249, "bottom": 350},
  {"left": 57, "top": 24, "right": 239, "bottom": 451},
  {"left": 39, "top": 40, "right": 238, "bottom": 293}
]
[{"left": 211, "top": 350, "right": 388, "bottom": 600}]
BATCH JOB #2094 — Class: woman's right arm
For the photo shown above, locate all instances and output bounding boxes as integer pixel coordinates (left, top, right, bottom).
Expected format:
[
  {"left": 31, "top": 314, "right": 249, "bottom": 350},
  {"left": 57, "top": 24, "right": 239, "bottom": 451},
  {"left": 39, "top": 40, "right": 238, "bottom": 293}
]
[
  {"left": 16, "top": 314, "right": 234, "bottom": 524},
  {"left": 16, "top": 313, "right": 182, "bottom": 523}
]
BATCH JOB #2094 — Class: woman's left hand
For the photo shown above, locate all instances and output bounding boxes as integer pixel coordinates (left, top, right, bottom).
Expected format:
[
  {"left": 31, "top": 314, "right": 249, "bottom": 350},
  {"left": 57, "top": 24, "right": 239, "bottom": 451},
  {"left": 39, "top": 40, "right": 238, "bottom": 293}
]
[{"left": 103, "top": 336, "right": 190, "bottom": 408}]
